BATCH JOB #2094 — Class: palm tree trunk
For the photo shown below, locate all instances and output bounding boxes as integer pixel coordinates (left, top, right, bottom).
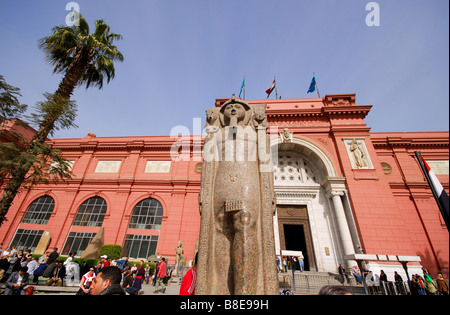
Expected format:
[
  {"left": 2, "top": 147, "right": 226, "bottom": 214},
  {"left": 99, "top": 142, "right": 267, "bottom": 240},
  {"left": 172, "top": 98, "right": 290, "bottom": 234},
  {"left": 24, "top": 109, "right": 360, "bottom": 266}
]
[{"left": 31, "top": 46, "right": 92, "bottom": 145}]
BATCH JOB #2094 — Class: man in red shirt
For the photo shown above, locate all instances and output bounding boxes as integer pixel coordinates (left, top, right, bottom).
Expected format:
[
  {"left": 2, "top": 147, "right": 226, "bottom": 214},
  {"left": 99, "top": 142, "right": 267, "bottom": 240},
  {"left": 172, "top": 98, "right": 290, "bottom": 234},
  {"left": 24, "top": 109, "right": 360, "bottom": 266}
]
[
  {"left": 154, "top": 256, "right": 166, "bottom": 293},
  {"left": 180, "top": 253, "right": 197, "bottom": 295}
]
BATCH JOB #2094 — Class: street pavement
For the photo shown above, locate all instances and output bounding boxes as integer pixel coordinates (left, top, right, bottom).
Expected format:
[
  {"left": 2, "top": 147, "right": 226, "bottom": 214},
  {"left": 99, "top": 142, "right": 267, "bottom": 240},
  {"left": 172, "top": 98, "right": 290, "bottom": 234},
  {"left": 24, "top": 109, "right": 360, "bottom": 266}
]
[
  {"left": 28, "top": 279, "right": 182, "bottom": 295},
  {"left": 140, "top": 280, "right": 181, "bottom": 295}
]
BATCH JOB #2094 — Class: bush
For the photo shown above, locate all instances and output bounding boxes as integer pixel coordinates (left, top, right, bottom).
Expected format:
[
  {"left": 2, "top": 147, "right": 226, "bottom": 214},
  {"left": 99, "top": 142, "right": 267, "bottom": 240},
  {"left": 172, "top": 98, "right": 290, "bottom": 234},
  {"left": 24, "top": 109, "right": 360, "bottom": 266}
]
[{"left": 99, "top": 245, "right": 122, "bottom": 260}]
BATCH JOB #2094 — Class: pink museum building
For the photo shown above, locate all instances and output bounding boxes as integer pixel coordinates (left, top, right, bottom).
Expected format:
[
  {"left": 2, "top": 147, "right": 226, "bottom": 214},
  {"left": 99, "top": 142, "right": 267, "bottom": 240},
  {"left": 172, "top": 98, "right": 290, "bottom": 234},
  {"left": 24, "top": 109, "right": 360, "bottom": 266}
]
[{"left": 1, "top": 94, "right": 448, "bottom": 278}]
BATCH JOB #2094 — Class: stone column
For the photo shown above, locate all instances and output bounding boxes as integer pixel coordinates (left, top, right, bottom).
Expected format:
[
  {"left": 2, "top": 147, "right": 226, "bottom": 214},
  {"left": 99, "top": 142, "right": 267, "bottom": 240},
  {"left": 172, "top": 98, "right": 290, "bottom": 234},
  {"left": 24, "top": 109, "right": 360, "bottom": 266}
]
[{"left": 330, "top": 190, "right": 356, "bottom": 268}]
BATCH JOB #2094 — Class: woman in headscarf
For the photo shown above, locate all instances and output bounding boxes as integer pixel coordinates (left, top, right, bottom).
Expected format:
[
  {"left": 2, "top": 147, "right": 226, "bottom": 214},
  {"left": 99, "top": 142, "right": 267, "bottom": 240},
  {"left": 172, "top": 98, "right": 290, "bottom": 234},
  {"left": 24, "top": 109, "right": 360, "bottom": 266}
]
[
  {"left": 423, "top": 269, "right": 437, "bottom": 295},
  {"left": 436, "top": 274, "right": 449, "bottom": 295}
]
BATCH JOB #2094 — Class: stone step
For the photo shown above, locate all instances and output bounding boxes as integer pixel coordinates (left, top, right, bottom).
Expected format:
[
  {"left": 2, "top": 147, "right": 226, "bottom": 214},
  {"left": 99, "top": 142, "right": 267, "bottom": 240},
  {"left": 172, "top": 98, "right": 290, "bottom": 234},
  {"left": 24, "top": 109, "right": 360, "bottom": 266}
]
[
  {"left": 278, "top": 270, "right": 365, "bottom": 295},
  {"left": 33, "top": 285, "right": 80, "bottom": 294},
  {"left": 1, "top": 283, "right": 79, "bottom": 295}
]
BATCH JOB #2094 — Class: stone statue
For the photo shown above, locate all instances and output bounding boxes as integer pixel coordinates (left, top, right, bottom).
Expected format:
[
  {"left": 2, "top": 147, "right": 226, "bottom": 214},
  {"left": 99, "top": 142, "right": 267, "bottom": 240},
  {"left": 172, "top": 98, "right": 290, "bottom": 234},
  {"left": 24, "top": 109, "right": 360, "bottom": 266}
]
[
  {"left": 205, "top": 107, "right": 220, "bottom": 132},
  {"left": 64, "top": 253, "right": 80, "bottom": 286},
  {"left": 349, "top": 138, "right": 368, "bottom": 168},
  {"left": 175, "top": 240, "right": 184, "bottom": 274},
  {"left": 197, "top": 96, "right": 278, "bottom": 295},
  {"left": 280, "top": 128, "right": 292, "bottom": 143}
]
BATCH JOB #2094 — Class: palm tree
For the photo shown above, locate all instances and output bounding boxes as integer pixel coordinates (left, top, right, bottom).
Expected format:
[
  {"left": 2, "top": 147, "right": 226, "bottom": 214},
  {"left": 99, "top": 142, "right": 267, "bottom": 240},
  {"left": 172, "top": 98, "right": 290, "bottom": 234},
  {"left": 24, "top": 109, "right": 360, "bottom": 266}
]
[
  {"left": 34, "top": 16, "right": 124, "bottom": 143},
  {"left": 0, "top": 16, "right": 124, "bottom": 225}
]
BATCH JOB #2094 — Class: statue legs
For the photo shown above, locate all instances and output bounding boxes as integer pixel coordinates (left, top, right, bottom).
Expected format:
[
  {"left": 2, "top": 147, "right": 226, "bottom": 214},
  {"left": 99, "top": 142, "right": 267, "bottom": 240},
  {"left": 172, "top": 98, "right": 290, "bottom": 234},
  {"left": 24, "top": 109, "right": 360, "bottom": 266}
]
[
  {"left": 214, "top": 208, "right": 259, "bottom": 295},
  {"left": 213, "top": 161, "right": 260, "bottom": 295},
  {"left": 214, "top": 210, "right": 234, "bottom": 294},
  {"left": 232, "top": 208, "right": 258, "bottom": 295}
]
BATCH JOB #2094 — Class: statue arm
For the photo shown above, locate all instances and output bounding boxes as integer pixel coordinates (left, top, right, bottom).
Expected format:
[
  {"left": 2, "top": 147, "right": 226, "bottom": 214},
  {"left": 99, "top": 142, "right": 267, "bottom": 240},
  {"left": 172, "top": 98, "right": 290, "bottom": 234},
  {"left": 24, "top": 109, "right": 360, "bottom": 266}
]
[{"left": 199, "top": 136, "right": 216, "bottom": 216}]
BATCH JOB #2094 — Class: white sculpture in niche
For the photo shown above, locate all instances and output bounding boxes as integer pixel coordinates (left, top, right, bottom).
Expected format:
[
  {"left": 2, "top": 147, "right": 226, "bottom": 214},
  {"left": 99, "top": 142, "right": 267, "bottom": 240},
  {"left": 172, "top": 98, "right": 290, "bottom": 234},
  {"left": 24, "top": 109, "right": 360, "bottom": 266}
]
[{"left": 344, "top": 138, "right": 372, "bottom": 169}]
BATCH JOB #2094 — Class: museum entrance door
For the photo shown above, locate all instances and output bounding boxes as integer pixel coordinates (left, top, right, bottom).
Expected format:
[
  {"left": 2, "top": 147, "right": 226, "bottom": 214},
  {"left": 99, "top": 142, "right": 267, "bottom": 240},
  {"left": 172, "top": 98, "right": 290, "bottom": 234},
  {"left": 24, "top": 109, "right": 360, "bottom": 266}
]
[{"left": 277, "top": 205, "right": 316, "bottom": 271}]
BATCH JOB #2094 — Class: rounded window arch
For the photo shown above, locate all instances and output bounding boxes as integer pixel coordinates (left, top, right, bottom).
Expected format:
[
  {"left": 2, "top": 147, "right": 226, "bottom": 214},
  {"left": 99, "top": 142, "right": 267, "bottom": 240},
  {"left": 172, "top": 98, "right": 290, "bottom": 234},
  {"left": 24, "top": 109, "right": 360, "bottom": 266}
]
[
  {"left": 73, "top": 197, "right": 107, "bottom": 227},
  {"left": 128, "top": 198, "right": 163, "bottom": 230},
  {"left": 274, "top": 152, "right": 322, "bottom": 186},
  {"left": 22, "top": 195, "right": 55, "bottom": 225}
]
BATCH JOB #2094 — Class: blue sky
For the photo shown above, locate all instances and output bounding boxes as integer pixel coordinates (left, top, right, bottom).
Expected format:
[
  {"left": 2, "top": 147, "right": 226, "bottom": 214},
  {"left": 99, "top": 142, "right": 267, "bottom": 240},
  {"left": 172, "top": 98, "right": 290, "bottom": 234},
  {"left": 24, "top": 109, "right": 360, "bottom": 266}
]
[{"left": 0, "top": 0, "right": 448, "bottom": 138}]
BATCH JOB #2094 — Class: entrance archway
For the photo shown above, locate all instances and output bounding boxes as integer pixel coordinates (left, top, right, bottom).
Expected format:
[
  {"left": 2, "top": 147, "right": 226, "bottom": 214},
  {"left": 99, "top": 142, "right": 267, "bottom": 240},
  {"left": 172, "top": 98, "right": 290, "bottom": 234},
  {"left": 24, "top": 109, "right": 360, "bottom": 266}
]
[{"left": 271, "top": 137, "right": 354, "bottom": 273}]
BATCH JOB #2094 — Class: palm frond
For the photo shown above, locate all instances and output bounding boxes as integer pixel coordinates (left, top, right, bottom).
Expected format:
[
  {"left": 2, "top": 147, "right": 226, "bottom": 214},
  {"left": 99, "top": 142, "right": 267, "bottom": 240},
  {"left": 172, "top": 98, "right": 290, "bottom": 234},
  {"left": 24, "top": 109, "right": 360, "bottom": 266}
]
[{"left": 38, "top": 15, "right": 124, "bottom": 92}]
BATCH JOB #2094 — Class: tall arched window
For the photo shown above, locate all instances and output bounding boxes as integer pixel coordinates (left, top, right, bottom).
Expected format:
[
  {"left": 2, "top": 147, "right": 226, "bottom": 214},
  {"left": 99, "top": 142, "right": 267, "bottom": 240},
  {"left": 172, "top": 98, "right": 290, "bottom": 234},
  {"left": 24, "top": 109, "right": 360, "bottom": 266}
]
[
  {"left": 128, "top": 198, "right": 163, "bottom": 230},
  {"left": 22, "top": 195, "right": 55, "bottom": 225},
  {"left": 73, "top": 197, "right": 107, "bottom": 227}
]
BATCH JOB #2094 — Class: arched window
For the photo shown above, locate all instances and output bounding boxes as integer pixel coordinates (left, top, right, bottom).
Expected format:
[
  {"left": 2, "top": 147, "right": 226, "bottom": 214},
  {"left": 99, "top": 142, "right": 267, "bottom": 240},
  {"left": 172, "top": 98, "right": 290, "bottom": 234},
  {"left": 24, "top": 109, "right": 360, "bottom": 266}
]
[
  {"left": 22, "top": 195, "right": 55, "bottom": 225},
  {"left": 273, "top": 153, "right": 321, "bottom": 186},
  {"left": 128, "top": 198, "right": 163, "bottom": 230},
  {"left": 73, "top": 197, "right": 107, "bottom": 227}
]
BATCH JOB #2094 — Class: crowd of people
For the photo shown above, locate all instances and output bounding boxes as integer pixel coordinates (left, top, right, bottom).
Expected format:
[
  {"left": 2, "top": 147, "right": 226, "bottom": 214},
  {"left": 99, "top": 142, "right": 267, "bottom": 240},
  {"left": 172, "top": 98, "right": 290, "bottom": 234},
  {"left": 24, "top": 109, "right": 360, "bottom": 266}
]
[
  {"left": 2, "top": 245, "right": 447, "bottom": 296},
  {"left": 0, "top": 246, "right": 180, "bottom": 295},
  {"left": 339, "top": 263, "right": 449, "bottom": 295},
  {"left": 276, "top": 256, "right": 305, "bottom": 273}
]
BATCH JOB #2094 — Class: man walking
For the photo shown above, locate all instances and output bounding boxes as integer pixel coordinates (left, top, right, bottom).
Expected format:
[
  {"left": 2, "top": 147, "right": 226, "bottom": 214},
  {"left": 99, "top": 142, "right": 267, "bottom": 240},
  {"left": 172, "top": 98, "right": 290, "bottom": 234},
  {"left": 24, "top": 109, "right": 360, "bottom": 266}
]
[{"left": 154, "top": 257, "right": 166, "bottom": 293}]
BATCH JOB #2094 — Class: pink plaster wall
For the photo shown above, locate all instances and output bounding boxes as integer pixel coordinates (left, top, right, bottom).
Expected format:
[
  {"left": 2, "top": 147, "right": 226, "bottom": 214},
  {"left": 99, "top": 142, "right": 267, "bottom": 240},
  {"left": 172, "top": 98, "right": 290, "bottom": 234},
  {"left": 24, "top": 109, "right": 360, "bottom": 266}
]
[{"left": 1, "top": 96, "right": 448, "bottom": 276}]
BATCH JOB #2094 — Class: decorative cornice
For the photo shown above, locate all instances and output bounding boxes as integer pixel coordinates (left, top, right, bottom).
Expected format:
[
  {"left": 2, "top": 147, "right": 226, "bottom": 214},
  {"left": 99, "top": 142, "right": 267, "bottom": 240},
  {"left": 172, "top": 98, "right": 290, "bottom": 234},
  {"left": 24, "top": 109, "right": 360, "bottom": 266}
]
[
  {"left": 276, "top": 191, "right": 317, "bottom": 199},
  {"left": 372, "top": 140, "right": 449, "bottom": 148},
  {"left": 322, "top": 105, "right": 372, "bottom": 117},
  {"left": 371, "top": 133, "right": 449, "bottom": 149}
]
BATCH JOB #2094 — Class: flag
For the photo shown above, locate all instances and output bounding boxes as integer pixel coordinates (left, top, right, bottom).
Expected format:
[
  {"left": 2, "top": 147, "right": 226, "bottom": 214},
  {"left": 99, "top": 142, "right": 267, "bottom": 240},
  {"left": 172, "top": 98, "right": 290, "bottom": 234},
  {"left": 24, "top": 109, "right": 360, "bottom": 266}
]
[
  {"left": 266, "top": 79, "right": 276, "bottom": 98},
  {"left": 239, "top": 76, "right": 245, "bottom": 98},
  {"left": 307, "top": 75, "right": 316, "bottom": 93},
  {"left": 415, "top": 152, "right": 450, "bottom": 231}
]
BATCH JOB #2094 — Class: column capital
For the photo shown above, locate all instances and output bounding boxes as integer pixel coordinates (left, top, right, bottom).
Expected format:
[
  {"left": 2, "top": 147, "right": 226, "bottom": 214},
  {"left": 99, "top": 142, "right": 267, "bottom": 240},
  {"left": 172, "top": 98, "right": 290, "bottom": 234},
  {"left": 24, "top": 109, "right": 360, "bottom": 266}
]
[
  {"left": 330, "top": 190, "right": 345, "bottom": 197},
  {"left": 322, "top": 176, "right": 347, "bottom": 197}
]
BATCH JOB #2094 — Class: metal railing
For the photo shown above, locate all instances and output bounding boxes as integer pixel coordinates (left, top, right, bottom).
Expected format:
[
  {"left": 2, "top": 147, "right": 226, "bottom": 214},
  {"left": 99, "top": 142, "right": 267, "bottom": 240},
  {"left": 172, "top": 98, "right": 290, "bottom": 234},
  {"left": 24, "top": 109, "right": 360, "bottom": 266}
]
[
  {"left": 278, "top": 272, "right": 364, "bottom": 295},
  {"left": 278, "top": 271, "right": 438, "bottom": 295}
]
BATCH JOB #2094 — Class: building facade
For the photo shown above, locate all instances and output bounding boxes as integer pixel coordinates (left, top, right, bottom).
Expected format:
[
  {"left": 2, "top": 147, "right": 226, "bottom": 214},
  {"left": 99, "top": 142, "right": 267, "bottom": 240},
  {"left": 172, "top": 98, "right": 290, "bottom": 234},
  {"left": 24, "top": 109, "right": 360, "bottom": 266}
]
[{"left": 1, "top": 94, "right": 448, "bottom": 279}]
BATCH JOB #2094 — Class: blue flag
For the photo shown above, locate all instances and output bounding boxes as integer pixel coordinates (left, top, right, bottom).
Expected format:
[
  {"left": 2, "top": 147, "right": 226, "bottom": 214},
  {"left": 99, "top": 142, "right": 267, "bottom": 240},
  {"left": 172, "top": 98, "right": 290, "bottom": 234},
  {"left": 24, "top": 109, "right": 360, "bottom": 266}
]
[
  {"left": 239, "top": 76, "right": 246, "bottom": 98},
  {"left": 307, "top": 76, "right": 316, "bottom": 93}
]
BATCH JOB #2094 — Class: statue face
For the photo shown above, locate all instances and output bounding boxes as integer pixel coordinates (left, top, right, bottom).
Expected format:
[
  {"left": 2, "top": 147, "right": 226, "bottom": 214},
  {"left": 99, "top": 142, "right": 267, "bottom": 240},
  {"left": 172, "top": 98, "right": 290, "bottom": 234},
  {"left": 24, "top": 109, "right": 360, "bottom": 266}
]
[
  {"left": 253, "top": 106, "right": 266, "bottom": 121},
  {"left": 206, "top": 108, "right": 218, "bottom": 124},
  {"left": 223, "top": 103, "right": 246, "bottom": 121}
]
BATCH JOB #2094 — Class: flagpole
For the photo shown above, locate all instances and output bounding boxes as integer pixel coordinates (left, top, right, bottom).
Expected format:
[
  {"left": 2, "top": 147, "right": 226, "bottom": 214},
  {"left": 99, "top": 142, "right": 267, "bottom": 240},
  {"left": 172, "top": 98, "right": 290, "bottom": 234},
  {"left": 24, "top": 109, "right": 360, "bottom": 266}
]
[
  {"left": 313, "top": 72, "right": 321, "bottom": 98},
  {"left": 239, "top": 75, "right": 246, "bottom": 100},
  {"left": 414, "top": 151, "right": 450, "bottom": 232},
  {"left": 275, "top": 76, "right": 278, "bottom": 99},
  {"left": 243, "top": 75, "right": 246, "bottom": 100}
]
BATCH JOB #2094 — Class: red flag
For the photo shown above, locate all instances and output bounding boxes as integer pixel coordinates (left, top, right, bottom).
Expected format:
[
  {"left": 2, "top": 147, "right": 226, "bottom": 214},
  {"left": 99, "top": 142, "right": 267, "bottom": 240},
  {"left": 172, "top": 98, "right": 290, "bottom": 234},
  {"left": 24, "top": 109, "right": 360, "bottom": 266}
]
[
  {"left": 415, "top": 152, "right": 449, "bottom": 231},
  {"left": 266, "top": 79, "right": 276, "bottom": 98}
]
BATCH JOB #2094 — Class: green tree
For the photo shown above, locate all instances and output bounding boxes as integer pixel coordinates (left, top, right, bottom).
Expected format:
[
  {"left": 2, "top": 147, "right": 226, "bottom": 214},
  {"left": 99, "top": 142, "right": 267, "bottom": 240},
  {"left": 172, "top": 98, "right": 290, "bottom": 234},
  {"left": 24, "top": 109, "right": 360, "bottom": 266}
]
[
  {"left": 0, "top": 75, "right": 27, "bottom": 124},
  {"left": 1, "top": 94, "right": 75, "bottom": 187},
  {"left": 0, "top": 16, "right": 124, "bottom": 226},
  {"left": 1, "top": 81, "right": 74, "bottom": 218}
]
